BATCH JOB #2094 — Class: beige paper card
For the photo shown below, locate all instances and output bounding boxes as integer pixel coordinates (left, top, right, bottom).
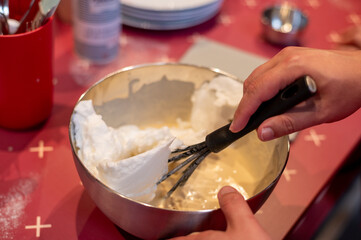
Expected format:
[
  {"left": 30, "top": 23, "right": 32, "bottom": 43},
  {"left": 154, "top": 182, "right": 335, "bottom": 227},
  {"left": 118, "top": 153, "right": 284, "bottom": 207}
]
[{"left": 180, "top": 38, "right": 267, "bottom": 81}]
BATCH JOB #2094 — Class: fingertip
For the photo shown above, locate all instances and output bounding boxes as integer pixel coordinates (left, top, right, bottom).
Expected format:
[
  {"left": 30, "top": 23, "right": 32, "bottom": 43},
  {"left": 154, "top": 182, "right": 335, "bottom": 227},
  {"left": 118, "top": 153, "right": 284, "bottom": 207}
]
[
  {"left": 259, "top": 127, "right": 275, "bottom": 141},
  {"left": 218, "top": 186, "right": 246, "bottom": 207},
  {"left": 229, "top": 122, "right": 238, "bottom": 133},
  {"left": 218, "top": 186, "right": 239, "bottom": 198},
  {"left": 229, "top": 115, "right": 248, "bottom": 133},
  {"left": 218, "top": 186, "right": 254, "bottom": 231}
]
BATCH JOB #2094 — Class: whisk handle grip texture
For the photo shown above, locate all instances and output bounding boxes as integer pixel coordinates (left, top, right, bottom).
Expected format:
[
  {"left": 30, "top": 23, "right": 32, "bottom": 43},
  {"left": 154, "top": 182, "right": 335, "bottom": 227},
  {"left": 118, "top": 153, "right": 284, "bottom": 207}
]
[{"left": 205, "top": 75, "right": 317, "bottom": 153}]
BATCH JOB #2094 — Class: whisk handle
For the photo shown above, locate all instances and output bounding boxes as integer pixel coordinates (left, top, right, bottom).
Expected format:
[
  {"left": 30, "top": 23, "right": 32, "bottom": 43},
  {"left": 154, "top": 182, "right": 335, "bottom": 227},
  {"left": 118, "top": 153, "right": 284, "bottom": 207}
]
[{"left": 205, "top": 75, "right": 317, "bottom": 153}]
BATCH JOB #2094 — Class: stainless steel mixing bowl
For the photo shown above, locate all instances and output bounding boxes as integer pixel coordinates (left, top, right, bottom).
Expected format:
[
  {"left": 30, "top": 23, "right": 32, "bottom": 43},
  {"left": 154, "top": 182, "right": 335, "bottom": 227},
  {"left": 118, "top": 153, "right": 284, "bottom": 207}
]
[
  {"left": 69, "top": 63, "right": 289, "bottom": 239},
  {"left": 261, "top": 4, "right": 308, "bottom": 46}
]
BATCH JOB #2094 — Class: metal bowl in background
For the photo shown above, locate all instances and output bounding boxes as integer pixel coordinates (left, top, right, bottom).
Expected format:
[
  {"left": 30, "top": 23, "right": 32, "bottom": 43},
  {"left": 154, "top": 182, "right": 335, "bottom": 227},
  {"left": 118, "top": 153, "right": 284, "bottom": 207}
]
[
  {"left": 68, "top": 63, "right": 290, "bottom": 239},
  {"left": 261, "top": 4, "right": 308, "bottom": 46}
]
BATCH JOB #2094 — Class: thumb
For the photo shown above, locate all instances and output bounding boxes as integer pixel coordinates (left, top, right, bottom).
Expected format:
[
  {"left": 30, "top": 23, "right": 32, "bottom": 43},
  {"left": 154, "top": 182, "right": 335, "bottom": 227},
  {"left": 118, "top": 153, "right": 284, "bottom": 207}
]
[
  {"left": 257, "top": 106, "right": 317, "bottom": 141},
  {"left": 218, "top": 186, "right": 269, "bottom": 239},
  {"left": 218, "top": 186, "right": 257, "bottom": 230}
]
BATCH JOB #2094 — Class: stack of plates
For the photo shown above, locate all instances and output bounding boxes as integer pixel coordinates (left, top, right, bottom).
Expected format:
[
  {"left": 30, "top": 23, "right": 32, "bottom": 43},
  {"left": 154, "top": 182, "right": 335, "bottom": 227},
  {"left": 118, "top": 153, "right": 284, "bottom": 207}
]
[{"left": 121, "top": 0, "right": 224, "bottom": 30}]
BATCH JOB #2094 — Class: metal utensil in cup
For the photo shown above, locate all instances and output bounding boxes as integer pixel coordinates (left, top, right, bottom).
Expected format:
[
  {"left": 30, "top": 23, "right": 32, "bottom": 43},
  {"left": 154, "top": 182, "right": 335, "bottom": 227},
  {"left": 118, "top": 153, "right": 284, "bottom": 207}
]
[
  {"left": 0, "top": 0, "right": 9, "bottom": 19},
  {"left": 0, "top": 0, "right": 9, "bottom": 34},
  {"left": 14, "top": 0, "right": 36, "bottom": 34},
  {"left": 31, "top": 0, "right": 60, "bottom": 30}
]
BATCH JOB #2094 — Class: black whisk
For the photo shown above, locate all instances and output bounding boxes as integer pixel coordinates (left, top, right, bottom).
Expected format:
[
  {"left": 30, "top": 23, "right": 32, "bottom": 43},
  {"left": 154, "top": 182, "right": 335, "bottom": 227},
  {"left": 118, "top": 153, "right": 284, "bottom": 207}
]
[{"left": 157, "top": 76, "right": 317, "bottom": 196}]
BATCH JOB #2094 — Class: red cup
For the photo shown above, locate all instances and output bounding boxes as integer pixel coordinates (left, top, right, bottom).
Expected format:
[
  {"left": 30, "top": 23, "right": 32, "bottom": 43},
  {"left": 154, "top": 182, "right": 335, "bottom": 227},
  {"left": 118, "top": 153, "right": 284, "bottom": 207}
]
[{"left": 0, "top": 18, "right": 54, "bottom": 130}]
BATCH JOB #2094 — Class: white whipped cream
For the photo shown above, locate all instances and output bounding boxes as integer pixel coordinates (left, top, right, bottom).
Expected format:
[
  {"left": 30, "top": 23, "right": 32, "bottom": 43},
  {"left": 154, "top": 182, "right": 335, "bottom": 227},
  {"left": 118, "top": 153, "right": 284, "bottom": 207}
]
[
  {"left": 73, "top": 75, "right": 246, "bottom": 206},
  {"left": 190, "top": 75, "right": 243, "bottom": 132},
  {"left": 73, "top": 100, "right": 174, "bottom": 202}
]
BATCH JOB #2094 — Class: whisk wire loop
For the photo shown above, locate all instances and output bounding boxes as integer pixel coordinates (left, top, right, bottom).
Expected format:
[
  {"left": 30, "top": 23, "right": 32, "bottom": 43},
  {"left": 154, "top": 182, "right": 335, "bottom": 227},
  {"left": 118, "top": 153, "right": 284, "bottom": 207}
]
[{"left": 166, "top": 148, "right": 211, "bottom": 197}]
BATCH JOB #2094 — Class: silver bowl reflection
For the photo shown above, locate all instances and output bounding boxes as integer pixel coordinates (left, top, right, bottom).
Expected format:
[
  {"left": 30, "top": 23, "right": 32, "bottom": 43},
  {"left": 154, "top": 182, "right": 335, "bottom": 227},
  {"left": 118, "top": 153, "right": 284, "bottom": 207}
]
[
  {"left": 261, "top": 4, "right": 308, "bottom": 46},
  {"left": 68, "top": 63, "right": 289, "bottom": 239}
]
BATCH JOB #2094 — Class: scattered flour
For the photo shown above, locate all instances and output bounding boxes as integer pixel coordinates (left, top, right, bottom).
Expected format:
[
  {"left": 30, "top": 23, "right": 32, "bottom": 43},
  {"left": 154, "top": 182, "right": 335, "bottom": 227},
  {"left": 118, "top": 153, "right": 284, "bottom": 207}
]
[{"left": 0, "top": 178, "right": 37, "bottom": 239}]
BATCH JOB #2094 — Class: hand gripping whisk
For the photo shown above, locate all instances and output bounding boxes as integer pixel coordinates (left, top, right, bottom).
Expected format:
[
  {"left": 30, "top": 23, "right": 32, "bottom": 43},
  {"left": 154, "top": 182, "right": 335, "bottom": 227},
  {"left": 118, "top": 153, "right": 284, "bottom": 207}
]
[{"left": 157, "top": 76, "right": 317, "bottom": 196}]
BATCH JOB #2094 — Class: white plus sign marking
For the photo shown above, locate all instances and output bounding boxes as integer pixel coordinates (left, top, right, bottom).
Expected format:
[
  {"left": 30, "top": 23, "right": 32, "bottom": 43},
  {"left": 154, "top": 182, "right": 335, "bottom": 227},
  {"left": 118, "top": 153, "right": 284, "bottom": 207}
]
[
  {"left": 244, "top": 0, "right": 257, "bottom": 8},
  {"left": 25, "top": 216, "right": 52, "bottom": 237},
  {"left": 218, "top": 14, "right": 232, "bottom": 25},
  {"left": 348, "top": 14, "right": 361, "bottom": 24},
  {"left": 327, "top": 31, "right": 339, "bottom": 42},
  {"left": 29, "top": 140, "right": 53, "bottom": 158},
  {"left": 187, "top": 32, "right": 203, "bottom": 43},
  {"left": 307, "top": 0, "right": 320, "bottom": 8},
  {"left": 158, "top": 56, "right": 176, "bottom": 63},
  {"left": 304, "top": 129, "right": 326, "bottom": 147},
  {"left": 283, "top": 168, "right": 297, "bottom": 182}
]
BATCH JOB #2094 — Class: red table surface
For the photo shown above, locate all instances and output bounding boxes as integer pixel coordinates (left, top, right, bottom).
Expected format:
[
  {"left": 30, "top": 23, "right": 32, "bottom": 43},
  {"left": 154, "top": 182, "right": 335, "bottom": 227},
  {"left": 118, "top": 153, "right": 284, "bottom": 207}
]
[{"left": 1, "top": 0, "right": 361, "bottom": 239}]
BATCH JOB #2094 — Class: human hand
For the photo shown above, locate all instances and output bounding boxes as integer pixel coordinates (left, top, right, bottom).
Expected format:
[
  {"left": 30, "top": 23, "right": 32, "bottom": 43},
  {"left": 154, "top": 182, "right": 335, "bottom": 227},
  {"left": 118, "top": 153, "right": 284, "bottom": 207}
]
[
  {"left": 230, "top": 47, "right": 361, "bottom": 141},
  {"left": 169, "top": 186, "right": 270, "bottom": 240},
  {"left": 331, "top": 25, "right": 361, "bottom": 50}
]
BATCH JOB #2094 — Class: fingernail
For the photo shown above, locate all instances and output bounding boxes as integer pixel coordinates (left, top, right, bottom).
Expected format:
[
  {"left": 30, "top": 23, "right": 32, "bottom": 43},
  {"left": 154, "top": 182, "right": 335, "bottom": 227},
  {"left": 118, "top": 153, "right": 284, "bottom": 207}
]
[
  {"left": 219, "top": 186, "right": 237, "bottom": 197},
  {"left": 229, "top": 122, "right": 236, "bottom": 132},
  {"left": 261, "top": 127, "right": 274, "bottom": 141}
]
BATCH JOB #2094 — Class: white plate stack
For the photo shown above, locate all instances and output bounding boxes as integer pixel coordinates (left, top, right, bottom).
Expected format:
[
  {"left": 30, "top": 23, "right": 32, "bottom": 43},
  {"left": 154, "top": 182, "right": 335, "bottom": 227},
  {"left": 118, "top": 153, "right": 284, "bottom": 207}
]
[{"left": 121, "top": 0, "right": 224, "bottom": 30}]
